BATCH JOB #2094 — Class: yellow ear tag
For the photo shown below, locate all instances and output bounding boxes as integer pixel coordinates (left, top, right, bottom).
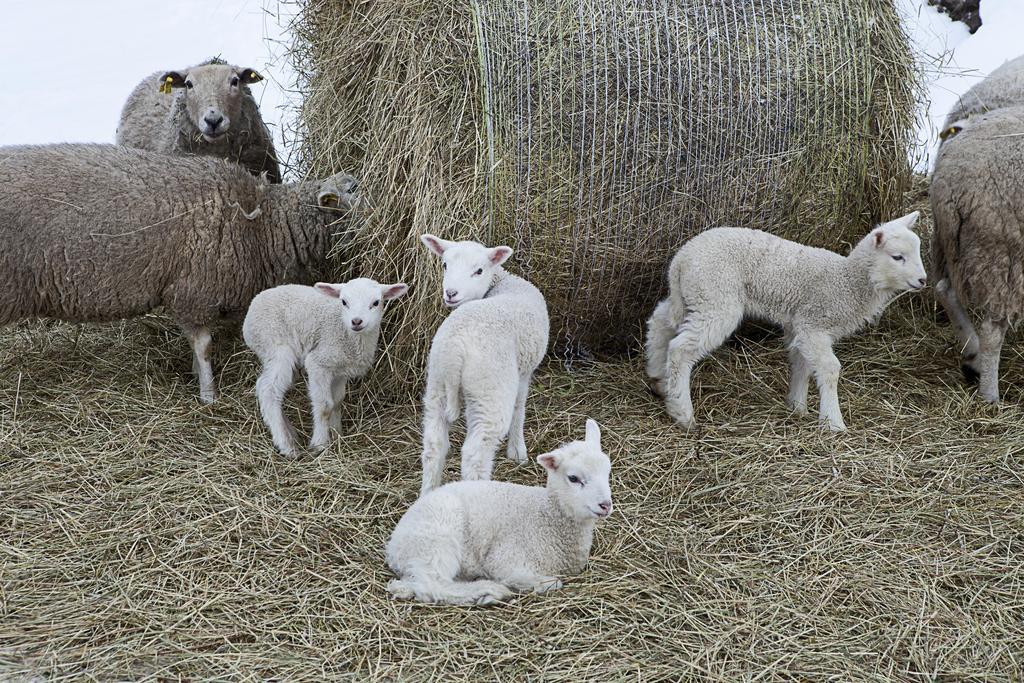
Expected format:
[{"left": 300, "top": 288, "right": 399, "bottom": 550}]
[
  {"left": 320, "top": 193, "right": 340, "bottom": 208},
  {"left": 160, "top": 76, "right": 175, "bottom": 94},
  {"left": 939, "top": 125, "right": 962, "bottom": 141}
]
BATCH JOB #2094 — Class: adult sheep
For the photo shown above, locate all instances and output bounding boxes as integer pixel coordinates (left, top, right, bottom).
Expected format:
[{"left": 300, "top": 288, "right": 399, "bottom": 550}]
[
  {"left": 931, "top": 106, "right": 1024, "bottom": 403},
  {"left": 0, "top": 143, "right": 358, "bottom": 403},
  {"left": 117, "top": 58, "right": 282, "bottom": 182}
]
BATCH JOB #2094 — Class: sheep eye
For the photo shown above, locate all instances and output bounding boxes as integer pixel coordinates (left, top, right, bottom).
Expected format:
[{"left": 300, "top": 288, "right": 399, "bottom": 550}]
[
  {"left": 473, "top": 268, "right": 484, "bottom": 276},
  {"left": 567, "top": 475, "right": 581, "bottom": 485},
  {"left": 892, "top": 254, "right": 905, "bottom": 262},
  {"left": 341, "top": 299, "right": 348, "bottom": 306},
  {"left": 372, "top": 300, "right": 380, "bottom": 307},
  {"left": 442, "top": 263, "right": 447, "bottom": 271},
  {"left": 185, "top": 81, "right": 194, "bottom": 90},
  {"left": 231, "top": 76, "right": 240, "bottom": 87}
]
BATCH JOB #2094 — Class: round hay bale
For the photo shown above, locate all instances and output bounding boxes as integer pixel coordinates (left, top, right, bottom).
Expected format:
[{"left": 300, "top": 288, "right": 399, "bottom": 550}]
[{"left": 290, "top": 0, "right": 917, "bottom": 390}]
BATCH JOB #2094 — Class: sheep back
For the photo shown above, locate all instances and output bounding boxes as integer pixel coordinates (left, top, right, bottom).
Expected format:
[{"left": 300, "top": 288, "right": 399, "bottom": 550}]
[
  {"left": 931, "top": 107, "right": 1024, "bottom": 324},
  {"left": 0, "top": 144, "right": 334, "bottom": 329}
]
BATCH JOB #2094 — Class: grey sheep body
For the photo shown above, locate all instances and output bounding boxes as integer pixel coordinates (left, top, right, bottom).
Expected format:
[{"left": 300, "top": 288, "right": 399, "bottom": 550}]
[
  {"left": 931, "top": 105, "right": 1024, "bottom": 402},
  {"left": 0, "top": 143, "right": 357, "bottom": 401},
  {"left": 116, "top": 60, "right": 282, "bottom": 182},
  {"left": 943, "top": 54, "right": 1024, "bottom": 130}
]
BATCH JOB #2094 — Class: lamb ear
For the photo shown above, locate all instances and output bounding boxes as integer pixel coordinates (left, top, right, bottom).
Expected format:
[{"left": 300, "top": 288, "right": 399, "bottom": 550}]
[
  {"left": 420, "top": 234, "right": 451, "bottom": 257},
  {"left": 873, "top": 230, "right": 885, "bottom": 248},
  {"left": 489, "top": 246, "right": 513, "bottom": 266},
  {"left": 381, "top": 283, "right": 409, "bottom": 300},
  {"left": 537, "top": 451, "right": 561, "bottom": 472},
  {"left": 314, "top": 282, "right": 341, "bottom": 298},
  {"left": 584, "top": 418, "right": 601, "bottom": 447},
  {"left": 901, "top": 210, "right": 921, "bottom": 231},
  {"left": 239, "top": 67, "right": 264, "bottom": 84}
]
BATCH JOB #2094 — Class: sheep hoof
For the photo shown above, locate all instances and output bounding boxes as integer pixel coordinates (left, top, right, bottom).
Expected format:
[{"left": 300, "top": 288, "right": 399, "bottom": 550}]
[
  {"left": 534, "top": 577, "right": 563, "bottom": 594},
  {"left": 824, "top": 420, "right": 847, "bottom": 433},
  {"left": 961, "top": 363, "right": 981, "bottom": 385},
  {"left": 787, "top": 399, "right": 808, "bottom": 417},
  {"left": 199, "top": 390, "right": 217, "bottom": 405},
  {"left": 278, "top": 446, "right": 300, "bottom": 460}
]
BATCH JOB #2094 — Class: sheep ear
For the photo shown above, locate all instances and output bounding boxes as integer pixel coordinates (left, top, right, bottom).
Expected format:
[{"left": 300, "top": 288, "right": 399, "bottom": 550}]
[
  {"left": 584, "top": 418, "right": 601, "bottom": 447},
  {"left": 239, "top": 68, "right": 264, "bottom": 84},
  {"left": 381, "top": 283, "right": 409, "bottom": 300},
  {"left": 537, "top": 451, "right": 561, "bottom": 472},
  {"left": 158, "top": 71, "right": 186, "bottom": 93},
  {"left": 420, "top": 234, "right": 451, "bottom": 257},
  {"left": 940, "top": 123, "right": 964, "bottom": 141},
  {"left": 318, "top": 191, "right": 340, "bottom": 209},
  {"left": 314, "top": 283, "right": 341, "bottom": 298},
  {"left": 873, "top": 230, "right": 885, "bottom": 248},
  {"left": 489, "top": 246, "right": 513, "bottom": 266},
  {"left": 900, "top": 210, "right": 921, "bottom": 231}
]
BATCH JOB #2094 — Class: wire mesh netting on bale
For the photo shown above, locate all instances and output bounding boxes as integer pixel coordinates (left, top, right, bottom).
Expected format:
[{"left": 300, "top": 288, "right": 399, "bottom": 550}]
[{"left": 291, "top": 0, "right": 917, "bottom": 388}]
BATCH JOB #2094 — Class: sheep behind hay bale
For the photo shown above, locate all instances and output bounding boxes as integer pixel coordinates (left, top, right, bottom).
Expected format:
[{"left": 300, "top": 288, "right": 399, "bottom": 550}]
[
  {"left": 290, "top": 0, "right": 916, "bottom": 392},
  {"left": 0, "top": 143, "right": 357, "bottom": 403},
  {"left": 942, "top": 53, "right": 1024, "bottom": 131},
  {"left": 117, "top": 58, "right": 282, "bottom": 182}
]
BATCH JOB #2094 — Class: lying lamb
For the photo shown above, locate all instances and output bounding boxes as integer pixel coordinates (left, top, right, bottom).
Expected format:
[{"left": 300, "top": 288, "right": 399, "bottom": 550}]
[
  {"left": 931, "top": 106, "right": 1024, "bottom": 403},
  {"left": 0, "top": 143, "right": 358, "bottom": 403},
  {"left": 243, "top": 278, "right": 408, "bottom": 457},
  {"left": 387, "top": 418, "right": 612, "bottom": 606},
  {"left": 646, "top": 213, "right": 926, "bottom": 431},
  {"left": 417, "top": 235, "right": 550, "bottom": 496},
  {"left": 117, "top": 58, "right": 281, "bottom": 182}
]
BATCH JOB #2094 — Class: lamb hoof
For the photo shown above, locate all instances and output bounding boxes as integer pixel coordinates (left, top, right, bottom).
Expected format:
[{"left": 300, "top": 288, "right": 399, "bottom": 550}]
[
  {"left": 308, "top": 440, "right": 329, "bottom": 454},
  {"left": 387, "top": 580, "right": 415, "bottom": 600},
  {"left": 665, "top": 405, "right": 695, "bottom": 430},
  {"left": 961, "top": 363, "right": 981, "bottom": 385},
  {"left": 787, "top": 400, "right": 808, "bottom": 417},
  {"left": 199, "top": 390, "right": 217, "bottom": 405},
  {"left": 647, "top": 378, "right": 667, "bottom": 398},
  {"left": 824, "top": 420, "right": 847, "bottom": 433},
  {"left": 506, "top": 441, "right": 528, "bottom": 465},
  {"left": 534, "top": 577, "right": 563, "bottom": 594},
  {"left": 474, "top": 586, "right": 510, "bottom": 605},
  {"left": 277, "top": 445, "right": 300, "bottom": 460},
  {"left": 979, "top": 390, "right": 1000, "bottom": 404}
]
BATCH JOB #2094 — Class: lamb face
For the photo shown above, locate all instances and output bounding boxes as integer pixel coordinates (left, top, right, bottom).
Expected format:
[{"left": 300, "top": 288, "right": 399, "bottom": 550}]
[
  {"left": 538, "top": 419, "right": 613, "bottom": 521},
  {"left": 867, "top": 211, "right": 927, "bottom": 293},
  {"left": 419, "top": 235, "right": 513, "bottom": 308},
  {"left": 314, "top": 278, "right": 408, "bottom": 333},
  {"left": 161, "top": 63, "right": 264, "bottom": 142}
]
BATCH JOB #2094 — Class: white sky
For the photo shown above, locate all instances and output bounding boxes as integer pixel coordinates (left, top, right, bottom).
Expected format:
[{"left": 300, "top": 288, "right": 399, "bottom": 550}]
[{"left": 0, "top": 0, "right": 300, "bottom": 174}]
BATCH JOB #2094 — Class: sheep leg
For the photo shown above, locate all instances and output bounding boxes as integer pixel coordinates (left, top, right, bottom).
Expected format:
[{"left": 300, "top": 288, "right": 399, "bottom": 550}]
[
  {"left": 786, "top": 342, "right": 811, "bottom": 416},
  {"left": 976, "top": 317, "right": 1008, "bottom": 403},
  {"left": 934, "top": 279, "right": 981, "bottom": 381},
  {"left": 255, "top": 352, "right": 299, "bottom": 457},
  {"left": 505, "top": 376, "right": 531, "bottom": 465},
  {"left": 644, "top": 299, "right": 676, "bottom": 396},
  {"left": 184, "top": 326, "right": 217, "bottom": 404},
  {"left": 329, "top": 377, "right": 347, "bottom": 432},
  {"left": 793, "top": 333, "right": 845, "bottom": 432},
  {"left": 305, "top": 361, "right": 337, "bottom": 452},
  {"left": 663, "top": 306, "right": 742, "bottom": 429},
  {"left": 500, "top": 570, "right": 563, "bottom": 594},
  {"left": 420, "top": 377, "right": 453, "bottom": 497},
  {"left": 461, "top": 392, "right": 515, "bottom": 481}
]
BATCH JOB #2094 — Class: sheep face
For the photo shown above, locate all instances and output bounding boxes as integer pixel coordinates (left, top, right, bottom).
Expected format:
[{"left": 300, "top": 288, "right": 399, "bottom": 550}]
[
  {"left": 867, "top": 211, "right": 927, "bottom": 293},
  {"left": 161, "top": 63, "right": 264, "bottom": 142},
  {"left": 314, "top": 278, "right": 408, "bottom": 333},
  {"left": 538, "top": 419, "right": 613, "bottom": 521},
  {"left": 419, "top": 235, "right": 513, "bottom": 308}
]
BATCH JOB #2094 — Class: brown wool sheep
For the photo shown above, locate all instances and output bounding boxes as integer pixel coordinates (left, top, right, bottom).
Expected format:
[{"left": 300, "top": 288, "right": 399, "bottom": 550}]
[
  {"left": 117, "top": 59, "right": 282, "bottom": 182},
  {"left": 0, "top": 143, "right": 358, "bottom": 403},
  {"left": 930, "top": 105, "right": 1024, "bottom": 402}
]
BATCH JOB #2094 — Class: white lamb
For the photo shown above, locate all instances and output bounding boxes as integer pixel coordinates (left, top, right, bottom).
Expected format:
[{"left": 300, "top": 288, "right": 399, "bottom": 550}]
[
  {"left": 645, "top": 212, "right": 926, "bottom": 432},
  {"left": 242, "top": 278, "right": 408, "bottom": 457},
  {"left": 417, "top": 235, "right": 550, "bottom": 496},
  {"left": 386, "top": 418, "right": 612, "bottom": 606}
]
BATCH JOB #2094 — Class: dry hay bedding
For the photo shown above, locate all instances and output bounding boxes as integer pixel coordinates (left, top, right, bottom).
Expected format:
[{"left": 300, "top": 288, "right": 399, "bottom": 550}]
[
  {"left": 1, "top": 208, "right": 1023, "bottom": 679},
  {"left": 292, "top": 0, "right": 916, "bottom": 387}
]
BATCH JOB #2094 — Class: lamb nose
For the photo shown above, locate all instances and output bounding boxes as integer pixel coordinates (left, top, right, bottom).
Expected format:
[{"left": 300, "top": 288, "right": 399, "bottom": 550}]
[
  {"left": 204, "top": 114, "right": 224, "bottom": 129},
  {"left": 351, "top": 318, "right": 363, "bottom": 326},
  {"left": 598, "top": 501, "right": 611, "bottom": 512},
  {"left": 445, "top": 289, "right": 458, "bottom": 299},
  {"left": 918, "top": 277, "right": 927, "bottom": 287}
]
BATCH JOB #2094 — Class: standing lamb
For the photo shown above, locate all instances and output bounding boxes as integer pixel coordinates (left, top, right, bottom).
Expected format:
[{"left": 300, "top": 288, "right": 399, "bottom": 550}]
[
  {"left": 942, "top": 53, "right": 1024, "bottom": 133},
  {"left": 931, "top": 106, "right": 1024, "bottom": 403},
  {"left": 417, "top": 235, "right": 550, "bottom": 496},
  {"left": 645, "top": 213, "right": 926, "bottom": 431},
  {"left": 387, "top": 418, "right": 612, "bottom": 606},
  {"left": 0, "top": 143, "right": 358, "bottom": 403},
  {"left": 243, "top": 279, "right": 408, "bottom": 458},
  {"left": 117, "top": 58, "right": 282, "bottom": 182}
]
